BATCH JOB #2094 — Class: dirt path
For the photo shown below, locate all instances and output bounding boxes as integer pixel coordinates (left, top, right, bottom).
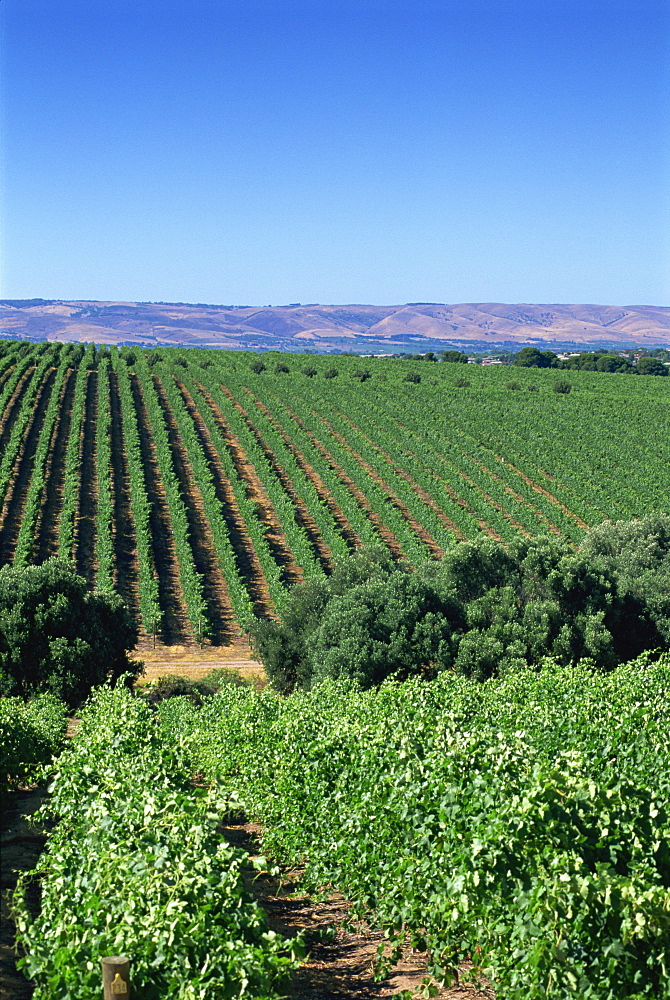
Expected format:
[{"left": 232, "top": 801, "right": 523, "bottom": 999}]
[
  {"left": 172, "top": 378, "right": 276, "bottom": 620},
  {"left": 219, "top": 386, "right": 333, "bottom": 574},
  {"left": 328, "top": 407, "right": 468, "bottom": 542},
  {"left": 134, "top": 640, "right": 266, "bottom": 685},
  {"left": 150, "top": 374, "right": 239, "bottom": 643},
  {"left": 74, "top": 370, "right": 99, "bottom": 585},
  {"left": 225, "top": 819, "right": 493, "bottom": 1000},
  {"left": 129, "top": 374, "right": 191, "bottom": 644},
  {"left": 0, "top": 367, "right": 34, "bottom": 450},
  {"left": 33, "top": 368, "right": 77, "bottom": 562},
  {"left": 0, "top": 368, "right": 58, "bottom": 568},
  {"left": 108, "top": 369, "right": 142, "bottom": 621},
  {"left": 0, "top": 787, "right": 49, "bottom": 1000},
  {"left": 196, "top": 382, "right": 303, "bottom": 588},
  {"left": 247, "top": 393, "right": 361, "bottom": 554}
]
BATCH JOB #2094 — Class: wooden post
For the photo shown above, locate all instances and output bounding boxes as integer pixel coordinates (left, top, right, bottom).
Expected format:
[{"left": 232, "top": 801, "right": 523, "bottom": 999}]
[
  {"left": 102, "top": 956, "right": 131, "bottom": 998},
  {"left": 153, "top": 617, "right": 157, "bottom": 649}
]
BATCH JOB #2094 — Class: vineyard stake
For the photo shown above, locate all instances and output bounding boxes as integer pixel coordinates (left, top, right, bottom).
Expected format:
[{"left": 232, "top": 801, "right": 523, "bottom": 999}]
[{"left": 101, "top": 955, "right": 131, "bottom": 997}]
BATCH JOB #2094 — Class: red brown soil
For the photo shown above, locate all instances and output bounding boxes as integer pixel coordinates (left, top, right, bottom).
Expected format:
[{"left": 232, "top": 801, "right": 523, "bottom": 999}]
[
  {"left": 0, "top": 367, "right": 35, "bottom": 451},
  {"left": 128, "top": 374, "right": 191, "bottom": 644},
  {"left": 256, "top": 399, "right": 405, "bottom": 561},
  {"left": 149, "top": 374, "right": 239, "bottom": 643},
  {"left": 490, "top": 455, "right": 590, "bottom": 530},
  {"left": 218, "top": 385, "right": 333, "bottom": 574},
  {"left": 74, "top": 370, "right": 99, "bottom": 585},
  {"left": 174, "top": 378, "right": 276, "bottom": 619},
  {"left": 224, "top": 819, "right": 494, "bottom": 1000},
  {"left": 278, "top": 403, "right": 439, "bottom": 560},
  {"left": 0, "top": 784, "right": 493, "bottom": 1000},
  {"left": 325, "top": 406, "right": 468, "bottom": 542},
  {"left": 390, "top": 420, "right": 511, "bottom": 542},
  {"left": 32, "top": 368, "right": 77, "bottom": 562},
  {"left": 195, "top": 382, "right": 303, "bottom": 588},
  {"left": 247, "top": 393, "right": 361, "bottom": 553},
  {"left": 0, "top": 364, "right": 15, "bottom": 395},
  {"left": 108, "top": 369, "right": 142, "bottom": 621},
  {"left": 0, "top": 368, "right": 57, "bottom": 568},
  {"left": 466, "top": 455, "right": 562, "bottom": 537}
]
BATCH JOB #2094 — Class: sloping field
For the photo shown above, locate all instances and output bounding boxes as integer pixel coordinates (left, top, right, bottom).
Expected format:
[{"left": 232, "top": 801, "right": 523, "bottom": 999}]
[{"left": 1, "top": 339, "right": 668, "bottom": 644}]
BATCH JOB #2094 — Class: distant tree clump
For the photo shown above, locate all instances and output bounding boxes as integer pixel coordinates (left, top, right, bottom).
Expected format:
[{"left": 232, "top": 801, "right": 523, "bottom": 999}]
[
  {"left": 0, "top": 559, "right": 141, "bottom": 707},
  {"left": 440, "top": 350, "right": 469, "bottom": 363},
  {"left": 323, "top": 368, "right": 339, "bottom": 379},
  {"left": 595, "top": 354, "right": 634, "bottom": 373},
  {"left": 351, "top": 369, "right": 372, "bottom": 381},
  {"left": 250, "top": 359, "right": 266, "bottom": 374},
  {"left": 635, "top": 357, "right": 668, "bottom": 376},
  {"left": 553, "top": 379, "right": 572, "bottom": 393},
  {"left": 454, "top": 377, "right": 471, "bottom": 388},
  {"left": 302, "top": 366, "right": 317, "bottom": 377},
  {"left": 404, "top": 371, "right": 421, "bottom": 383},
  {"left": 513, "top": 347, "right": 559, "bottom": 368},
  {"left": 250, "top": 526, "right": 667, "bottom": 693},
  {"left": 275, "top": 362, "right": 290, "bottom": 374}
]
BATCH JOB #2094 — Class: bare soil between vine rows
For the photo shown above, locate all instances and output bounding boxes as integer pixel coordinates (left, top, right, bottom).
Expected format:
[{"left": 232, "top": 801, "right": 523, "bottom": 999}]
[{"left": 226, "top": 818, "right": 493, "bottom": 1000}]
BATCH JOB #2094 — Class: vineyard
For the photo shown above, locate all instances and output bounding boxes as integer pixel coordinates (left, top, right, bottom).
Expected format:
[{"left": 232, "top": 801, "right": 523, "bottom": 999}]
[{"left": 1, "top": 339, "right": 669, "bottom": 643}]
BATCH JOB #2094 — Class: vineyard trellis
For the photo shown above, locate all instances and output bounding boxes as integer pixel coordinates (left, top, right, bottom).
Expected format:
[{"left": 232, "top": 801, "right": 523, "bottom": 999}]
[{"left": 1, "top": 340, "right": 668, "bottom": 642}]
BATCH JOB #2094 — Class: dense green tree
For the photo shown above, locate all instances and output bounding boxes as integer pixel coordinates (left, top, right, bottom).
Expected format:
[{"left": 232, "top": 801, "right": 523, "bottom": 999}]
[
  {"left": 563, "top": 352, "right": 598, "bottom": 371},
  {"left": 514, "top": 347, "right": 558, "bottom": 368},
  {"left": 251, "top": 531, "right": 666, "bottom": 692},
  {"left": 635, "top": 356, "right": 668, "bottom": 376},
  {"left": 579, "top": 515, "right": 670, "bottom": 643},
  {"left": 249, "top": 359, "right": 266, "bottom": 374},
  {"left": 0, "top": 559, "right": 141, "bottom": 706},
  {"left": 440, "top": 350, "right": 469, "bottom": 363},
  {"left": 308, "top": 574, "right": 465, "bottom": 687},
  {"left": 249, "top": 547, "right": 397, "bottom": 693},
  {"left": 595, "top": 354, "right": 634, "bottom": 373}
]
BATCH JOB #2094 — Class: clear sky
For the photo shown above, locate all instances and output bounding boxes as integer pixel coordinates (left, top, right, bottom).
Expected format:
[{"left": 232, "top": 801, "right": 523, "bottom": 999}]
[{"left": 1, "top": 0, "right": 668, "bottom": 306}]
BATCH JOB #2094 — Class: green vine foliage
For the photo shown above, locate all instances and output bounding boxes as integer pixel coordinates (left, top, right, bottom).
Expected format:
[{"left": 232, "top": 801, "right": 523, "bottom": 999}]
[
  {"left": 12, "top": 686, "right": 302, "bottom": 1000},
  {"left": 159, "top": 652, "right": 670, "bottom": 999},
  {"left": 0, "top": 694, "right": 68, "bottom": 793}
]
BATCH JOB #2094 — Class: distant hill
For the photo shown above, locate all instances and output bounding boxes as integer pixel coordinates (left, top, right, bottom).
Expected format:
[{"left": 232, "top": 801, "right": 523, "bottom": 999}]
[{"left": 1, "top": 299, "right": 669, "bottom": 352}]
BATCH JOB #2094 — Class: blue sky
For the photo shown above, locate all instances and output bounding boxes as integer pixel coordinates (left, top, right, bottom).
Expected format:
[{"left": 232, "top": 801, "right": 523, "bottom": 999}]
[{"left": 1, "top": 0, "right": 668, "bottom": 306}]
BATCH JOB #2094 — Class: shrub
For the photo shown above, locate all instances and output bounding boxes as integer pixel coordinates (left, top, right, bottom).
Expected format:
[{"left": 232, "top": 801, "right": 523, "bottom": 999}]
[
  {"left": 0, "top": 559, "right": 141, "bottom": 707},
  {"left": 323, "top": 367, "right": 339, "bottom": 379},
  {"left": 404, "top": 371, "right": 421, "bottom": 384},
  {"left": 250, "top": 360, "right": 266, "bottom": 374},
  {"left": 0, "top": 694, "right": 68, "bottom": 792},
  {"left": 454, "top": 377, "right": 471, "bottom": 387},
  {"left": 553, "top": 379, "right": 572, "bottom": 393}
]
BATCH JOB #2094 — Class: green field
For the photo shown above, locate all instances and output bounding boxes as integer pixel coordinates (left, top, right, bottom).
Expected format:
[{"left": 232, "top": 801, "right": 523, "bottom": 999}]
[{"left": 1, "top": 339, "right": 667, "bottom": 643}]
